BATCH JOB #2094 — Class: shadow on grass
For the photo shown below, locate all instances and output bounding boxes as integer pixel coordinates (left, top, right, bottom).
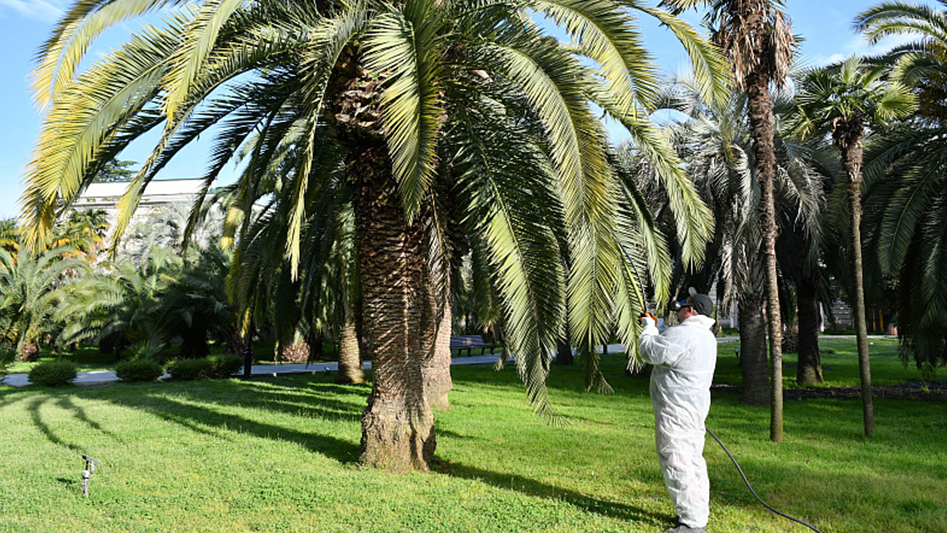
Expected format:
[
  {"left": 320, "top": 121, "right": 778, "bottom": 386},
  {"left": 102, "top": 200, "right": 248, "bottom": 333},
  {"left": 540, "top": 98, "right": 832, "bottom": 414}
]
[
  {"left": 101, "top": 378, "right": 364, "bottom": 464},
  {"left": 29, "top": 396, "right": 82, "bottom": 452},
  {"left": 26, "top": 394, "right": 128, "bottom": 450},
  {"left": 57, "top": 477, "right": 78, "bottom": 491},
  {"left": 433, "top": 458, "right": 672, "bottom": 527},
  {"left": 22, "top": 376, "right": 364, "bottom": 465}
]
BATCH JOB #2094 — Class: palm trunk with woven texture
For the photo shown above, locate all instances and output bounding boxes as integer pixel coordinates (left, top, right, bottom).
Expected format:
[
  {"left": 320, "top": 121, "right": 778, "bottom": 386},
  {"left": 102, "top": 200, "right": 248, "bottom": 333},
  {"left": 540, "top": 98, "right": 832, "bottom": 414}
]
[
  {"left": 353, "top": 146, "right": 435, "bottom": 471},
  {"left": 336, "top": 301, "right": 365, "bottom": 384},
  {"left": 739, "top": 289, "right": 769, "bottom": 405},
  {"left": 422, "top": 283, "right": 452, "bottom": 410}
]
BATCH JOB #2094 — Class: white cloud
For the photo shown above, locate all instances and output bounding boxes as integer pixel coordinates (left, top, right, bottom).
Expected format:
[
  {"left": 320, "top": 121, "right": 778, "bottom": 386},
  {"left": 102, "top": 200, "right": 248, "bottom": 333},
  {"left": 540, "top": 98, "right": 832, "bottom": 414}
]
[
  {"left": 0, "top": 0, "right": 65, "bottom": 22},
  {"left": 804, "top": 35, "right": 916, "bottom": 67}
]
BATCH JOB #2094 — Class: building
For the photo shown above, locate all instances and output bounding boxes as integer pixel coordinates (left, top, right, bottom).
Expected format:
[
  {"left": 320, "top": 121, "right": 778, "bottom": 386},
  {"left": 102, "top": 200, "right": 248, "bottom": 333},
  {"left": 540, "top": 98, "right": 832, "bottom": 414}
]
[{"left": 74, "top": 178, "right": 209, "bottom": 217}]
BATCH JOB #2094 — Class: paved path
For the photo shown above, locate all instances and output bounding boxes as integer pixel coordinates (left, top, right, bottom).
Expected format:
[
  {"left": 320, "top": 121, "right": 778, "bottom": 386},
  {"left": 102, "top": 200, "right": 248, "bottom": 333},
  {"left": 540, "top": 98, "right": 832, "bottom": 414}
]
[{"left": 2, "top": 339, "right": 742, "bottom": 388}]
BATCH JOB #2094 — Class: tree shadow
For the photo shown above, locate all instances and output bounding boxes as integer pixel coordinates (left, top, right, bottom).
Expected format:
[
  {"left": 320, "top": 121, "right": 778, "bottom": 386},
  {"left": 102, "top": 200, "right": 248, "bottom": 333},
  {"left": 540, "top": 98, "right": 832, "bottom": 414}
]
[
  {"left": 58, "top": 395, "right": 125, "bottom": 444},
  {"left": 432, "top": 459, "right": 672, "bottom": 527},
  {"left": 434, "top": 428, "right": 477, "bottom": 441},
  {"left": 100, "top": 381, "right": 363, "bottom": 464},
  {"left": 232, "top": 379, "right": 367, "bottom": 423},
  {"left": 22, "top": 377, "right": 364, "bottom": 465},
  {"left": 28, "top": 396, "right": 82, "bottom": 451}
]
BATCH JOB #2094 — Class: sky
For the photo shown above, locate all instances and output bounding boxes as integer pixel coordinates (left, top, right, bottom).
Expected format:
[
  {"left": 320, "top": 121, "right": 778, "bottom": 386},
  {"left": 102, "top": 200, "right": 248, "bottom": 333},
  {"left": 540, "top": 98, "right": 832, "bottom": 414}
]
[{"left": 0, "top": 0, "right": 919, "bottom": 221}]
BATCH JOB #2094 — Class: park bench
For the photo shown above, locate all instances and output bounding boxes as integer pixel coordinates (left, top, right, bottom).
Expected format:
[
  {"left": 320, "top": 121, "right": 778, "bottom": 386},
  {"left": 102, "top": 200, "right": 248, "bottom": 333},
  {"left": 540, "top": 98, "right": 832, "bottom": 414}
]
[{"left": 450, "top": 335, "right": 496, "bottom": 356}]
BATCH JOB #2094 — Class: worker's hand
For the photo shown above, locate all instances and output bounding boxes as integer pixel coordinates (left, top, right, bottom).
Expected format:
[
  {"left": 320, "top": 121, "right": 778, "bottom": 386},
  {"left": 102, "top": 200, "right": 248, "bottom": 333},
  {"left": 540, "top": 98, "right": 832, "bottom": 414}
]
[{"left": 638, "top": 313, "right": 657, "bottom": 329}]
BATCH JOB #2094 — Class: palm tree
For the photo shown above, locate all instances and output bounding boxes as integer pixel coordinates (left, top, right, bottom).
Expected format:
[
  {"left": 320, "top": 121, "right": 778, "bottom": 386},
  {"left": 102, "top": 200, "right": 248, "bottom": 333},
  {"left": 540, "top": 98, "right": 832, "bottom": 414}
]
[
  {"left": 661, "top": 0, "right": 796, "bottom": 442},
  {"left": 57, "top": 247, "right": 181, "bottom": 357},
  {"left": 228, "top": 179, "right": 367, "bottom": 384},
  {"left": 0, "top": 247, "right": 88, "bottom": 361},
  {"left": 51, "top": 209, "right": 110, "bottom": 260},
  {"left": 0, "top": 219, "right": 19, "bottom": 254},
  {"left": 855, "top": 0, "right": 947, "bottom": 377},
  {"left": 638, "top": 76, "right": 830, "bottom": 399},
  {"left": 791, "top": 56, "right": 917, "bottom": 437},
  {"left": 160, "top": 245, "right": 236, "bottom": 358},
  {"left": 23, "top": 0, "right": 725, "bottom": 471}
]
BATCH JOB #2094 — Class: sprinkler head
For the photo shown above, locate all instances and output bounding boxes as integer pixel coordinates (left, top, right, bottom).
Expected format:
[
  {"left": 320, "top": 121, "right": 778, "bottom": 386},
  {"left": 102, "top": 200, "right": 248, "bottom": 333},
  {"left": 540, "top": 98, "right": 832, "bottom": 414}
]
[{"left": 81, "top": 455, "right": 99, "bottom": 497}]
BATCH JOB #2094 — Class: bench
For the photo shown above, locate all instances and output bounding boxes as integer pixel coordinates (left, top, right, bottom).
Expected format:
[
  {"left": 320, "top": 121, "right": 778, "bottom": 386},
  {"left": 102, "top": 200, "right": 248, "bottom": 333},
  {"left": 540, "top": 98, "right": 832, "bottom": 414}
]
[{"left": 450, "top": 335, "right": 496, "bottom": 356}]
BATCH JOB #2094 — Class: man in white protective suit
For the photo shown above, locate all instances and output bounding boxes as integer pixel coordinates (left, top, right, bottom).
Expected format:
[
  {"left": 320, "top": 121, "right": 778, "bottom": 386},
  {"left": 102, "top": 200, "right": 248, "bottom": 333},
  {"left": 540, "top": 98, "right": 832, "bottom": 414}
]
[{"left": 638, "top": 288, "right": 717, "bottom": 533}]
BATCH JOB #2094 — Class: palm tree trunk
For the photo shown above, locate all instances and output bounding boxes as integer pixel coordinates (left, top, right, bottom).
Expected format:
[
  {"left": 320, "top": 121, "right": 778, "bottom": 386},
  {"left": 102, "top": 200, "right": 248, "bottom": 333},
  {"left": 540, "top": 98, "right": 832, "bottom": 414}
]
[
  {"left": 336, "top": 301, "right": 365, "bottom": 384},
  {"left": 16, "top": 341, "right": 40, "bottom": 363},
  {"left": 839, "top": 133, "right": 874, "bottom": 437},
  {"left": 746, "top": 70, "right": 784, "bottom": 442},
  {"left": 353, "top": 146, "right": 435, "bottom": 472},
  {"left": 422, "top": 289, "right": 453, "bottom": 410},
  {"left": 796, "top": 272, "right": 823, "bottom": 385},
  {"left": 739, "top": 290, "right": 769, "bottom": 405}
]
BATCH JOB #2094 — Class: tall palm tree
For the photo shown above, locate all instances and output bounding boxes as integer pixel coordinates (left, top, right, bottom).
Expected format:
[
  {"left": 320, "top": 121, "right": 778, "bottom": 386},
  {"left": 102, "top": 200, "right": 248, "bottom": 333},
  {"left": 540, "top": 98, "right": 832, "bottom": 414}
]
[
  {"left": 638, "top": 76, "right": 829, "bottom": 399},
  {"left": 791, "top": 56, "right": 917, "bottom": 437},
  {"left": 23, "top": 0, "right": 725, "bottom": 471},
  {"left": 661, "top": 0, "right": 796, "bottom": 442},
  {"left": 856, "top": 0, "right": 947, "bottom": 376}
]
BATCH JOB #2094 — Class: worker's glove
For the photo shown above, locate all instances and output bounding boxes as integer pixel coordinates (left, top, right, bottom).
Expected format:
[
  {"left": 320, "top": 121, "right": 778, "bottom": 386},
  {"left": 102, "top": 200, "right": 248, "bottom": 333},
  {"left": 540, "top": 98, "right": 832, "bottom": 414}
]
[{"left": 638, "top": 313, "right": 657, "bottom": 329}]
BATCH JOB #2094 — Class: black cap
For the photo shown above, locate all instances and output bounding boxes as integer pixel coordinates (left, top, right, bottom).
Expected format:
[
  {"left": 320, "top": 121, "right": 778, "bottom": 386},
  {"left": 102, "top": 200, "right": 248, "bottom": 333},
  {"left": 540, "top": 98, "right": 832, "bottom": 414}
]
[{"left": 688, "top": 287, "right": 714, "bottom": 317}]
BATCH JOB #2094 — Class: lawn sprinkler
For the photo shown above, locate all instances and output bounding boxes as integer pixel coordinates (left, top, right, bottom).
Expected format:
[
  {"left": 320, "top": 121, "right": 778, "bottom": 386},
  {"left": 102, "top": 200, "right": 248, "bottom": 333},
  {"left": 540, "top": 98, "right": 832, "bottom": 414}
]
[{"left": 81, "top": 455, "right": 99, "bottom": 497}]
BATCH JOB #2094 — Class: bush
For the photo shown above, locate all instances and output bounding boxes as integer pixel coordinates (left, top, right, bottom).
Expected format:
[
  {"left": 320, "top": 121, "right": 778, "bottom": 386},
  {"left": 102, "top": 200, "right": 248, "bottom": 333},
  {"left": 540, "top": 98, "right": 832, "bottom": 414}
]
[
  {"left": 0, "top": 345, "right": 12, "bottom": 382},
  {"left": 167, "top": 355, "right": 242, "bottom": 381},
  {"left": 28, "top": 361, "right": 77, "bottom": 387},
  {"left": 115, "top": 359, "right": 165, "bottom": 383},
  {"left": 207, "top": 354, "right": 243, "bottom": 379},
  {"left": 166, "top": 358, "right": 213, "bottom": 381}
]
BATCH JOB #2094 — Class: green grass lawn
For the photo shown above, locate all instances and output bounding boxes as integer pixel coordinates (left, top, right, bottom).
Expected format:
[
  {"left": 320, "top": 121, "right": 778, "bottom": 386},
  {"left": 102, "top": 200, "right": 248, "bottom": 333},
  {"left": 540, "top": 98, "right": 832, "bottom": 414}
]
[{"left": 0, "top": 337, "right": 944, "bottom": 532}]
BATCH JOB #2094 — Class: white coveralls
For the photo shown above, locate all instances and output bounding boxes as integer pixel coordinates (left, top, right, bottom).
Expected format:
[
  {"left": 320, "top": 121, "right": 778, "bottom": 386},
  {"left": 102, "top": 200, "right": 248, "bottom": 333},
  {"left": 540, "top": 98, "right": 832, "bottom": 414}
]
[{"left": 638, "top": 314, "right": 717, "bottom": 528}]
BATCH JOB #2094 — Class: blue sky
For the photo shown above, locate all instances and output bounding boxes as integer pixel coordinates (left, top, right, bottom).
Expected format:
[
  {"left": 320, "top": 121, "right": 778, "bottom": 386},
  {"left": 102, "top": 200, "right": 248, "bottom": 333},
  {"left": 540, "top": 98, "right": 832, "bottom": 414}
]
[{"left": 0, "top": 0, "right": 916, "bottom": 220}]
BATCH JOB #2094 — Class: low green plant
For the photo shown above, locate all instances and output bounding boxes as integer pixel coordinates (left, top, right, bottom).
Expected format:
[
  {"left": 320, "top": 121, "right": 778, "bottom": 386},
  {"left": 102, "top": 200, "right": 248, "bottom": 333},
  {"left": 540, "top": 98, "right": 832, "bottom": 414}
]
[
  {"left": 166, "top": 355, "right": 242, "bottom": 381},
  {"left": 206, "top": 354, "right": 243, "bottom": 378},
  {"left": 166, "top": 358, "right": 213, "bottom": 381},
  {"left": 26, "top": 360, "right": 77, "bottom": 386},
  {"left": 0, "top": 345, "right": 11, "bottom": 383},
  {"left": 114, "top": 359, "right": 164, "bottom": 383}
]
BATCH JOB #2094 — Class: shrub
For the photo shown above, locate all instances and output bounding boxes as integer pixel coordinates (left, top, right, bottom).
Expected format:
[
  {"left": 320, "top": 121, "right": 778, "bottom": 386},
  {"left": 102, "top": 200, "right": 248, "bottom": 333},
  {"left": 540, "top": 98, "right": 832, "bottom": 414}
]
[
  {"left": 207, "top": 354, "right": 243, "bottom": 379},
  {"left": 28, "top": 361, "right": 77, "bottom": 387},
  {"left": 115, "top": 359, "right": 165, "bottom": 383},
  {"left": 166, "top": 355, "right": 242, "bottom": 381},
  {"left": 166, "top": 358, "right": 213, "bottom": 381},
  {"left": 0, "top": 345, "right": 12, "bottom": 382}
]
